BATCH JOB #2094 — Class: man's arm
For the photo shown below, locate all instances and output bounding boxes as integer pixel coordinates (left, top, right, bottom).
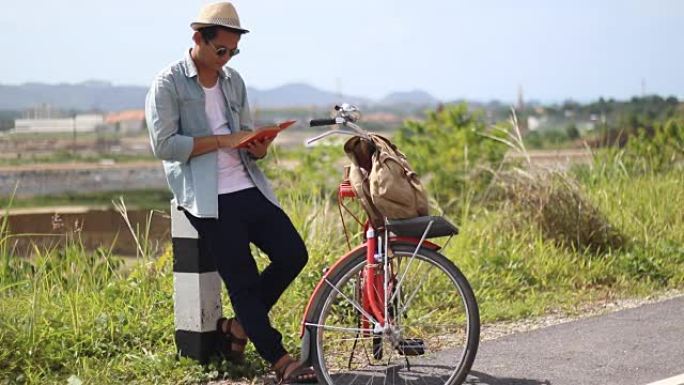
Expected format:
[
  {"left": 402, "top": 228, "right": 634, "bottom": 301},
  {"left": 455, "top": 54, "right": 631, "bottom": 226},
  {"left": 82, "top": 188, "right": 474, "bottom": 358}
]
[
  {"left": 145, "top": 76, "right": 194, "bottom": 163},
  {"left": 191, "top": 133, "right": 251, "bottom": 157}
]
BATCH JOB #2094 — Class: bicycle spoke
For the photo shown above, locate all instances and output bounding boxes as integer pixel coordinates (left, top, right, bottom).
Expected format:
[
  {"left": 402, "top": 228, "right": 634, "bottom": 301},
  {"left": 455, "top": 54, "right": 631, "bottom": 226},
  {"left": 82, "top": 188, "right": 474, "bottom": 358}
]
[
  {"left": 324, "top": 334, "right": 378, "bottom": 341},
  {"left": 395, "top": 263, "right": 436, "bottom": 319},
  {"left": 305, "top": 322, "right": 375, "bottom": 334},
  {"left": 389, "top": 222, "right": 434, "bottom": 305},
  {"left": 403, "top": 307, "right": 438, "bottom": 326},
  {"left": 403, "top": 323, "right": 465, "bottom": 333},
  {"left": 394, "top": 257, "right": 403, "bottom": 331},
  {"left": 324, "top": 277, "right": 379, "bottom": 325}
]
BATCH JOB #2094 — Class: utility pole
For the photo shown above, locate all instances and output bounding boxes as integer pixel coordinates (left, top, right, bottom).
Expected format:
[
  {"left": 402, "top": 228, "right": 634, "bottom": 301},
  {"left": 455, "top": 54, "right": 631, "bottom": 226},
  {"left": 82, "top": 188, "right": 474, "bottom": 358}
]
[
  {"left": 641, "top": 78, "right": 646, "bottom": 97},
  {"left": 72, "top": 113, "right": 77, "bottom": 159}
]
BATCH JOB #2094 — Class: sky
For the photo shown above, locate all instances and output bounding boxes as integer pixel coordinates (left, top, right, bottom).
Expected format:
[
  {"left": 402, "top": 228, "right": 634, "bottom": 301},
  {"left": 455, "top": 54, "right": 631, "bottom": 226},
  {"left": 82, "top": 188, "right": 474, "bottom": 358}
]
[{"left": 0, "top": 0, "right": 682, "bottom": 103}]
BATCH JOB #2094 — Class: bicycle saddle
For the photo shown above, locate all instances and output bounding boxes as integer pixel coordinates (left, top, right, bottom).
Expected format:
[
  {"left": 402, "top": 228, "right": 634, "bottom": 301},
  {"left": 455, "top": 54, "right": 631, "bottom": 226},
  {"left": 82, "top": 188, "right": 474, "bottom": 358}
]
[{"left": 386, "top": 215, "right": 459, "bottom": 239}]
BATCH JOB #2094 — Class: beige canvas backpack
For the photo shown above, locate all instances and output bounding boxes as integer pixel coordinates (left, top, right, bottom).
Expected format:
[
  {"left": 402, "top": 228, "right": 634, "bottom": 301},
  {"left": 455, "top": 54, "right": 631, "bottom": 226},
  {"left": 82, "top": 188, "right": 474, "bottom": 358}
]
[{"left": 344, "top": 134, "right": 429, "bottom": 227}]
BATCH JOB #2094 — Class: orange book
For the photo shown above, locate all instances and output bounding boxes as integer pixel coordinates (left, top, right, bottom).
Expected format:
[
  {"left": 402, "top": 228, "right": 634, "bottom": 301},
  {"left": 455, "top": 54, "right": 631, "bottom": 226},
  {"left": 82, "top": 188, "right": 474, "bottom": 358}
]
[{"left": 234, "top": 120, "right": 296, "bottom": 148}]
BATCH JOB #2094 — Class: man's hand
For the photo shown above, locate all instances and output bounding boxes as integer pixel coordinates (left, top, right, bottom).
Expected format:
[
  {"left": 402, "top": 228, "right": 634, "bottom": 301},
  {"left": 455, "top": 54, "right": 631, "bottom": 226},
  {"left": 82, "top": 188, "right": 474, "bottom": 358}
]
[{"left": 245, "top": 137, "right": 274, "bottom": 159}]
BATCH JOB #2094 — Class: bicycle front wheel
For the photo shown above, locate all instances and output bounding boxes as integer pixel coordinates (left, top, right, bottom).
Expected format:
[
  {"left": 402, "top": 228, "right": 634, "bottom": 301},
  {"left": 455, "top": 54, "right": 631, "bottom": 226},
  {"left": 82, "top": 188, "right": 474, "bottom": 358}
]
[{"left": 309, "top": 244, "right": 480, "bottom": 385}]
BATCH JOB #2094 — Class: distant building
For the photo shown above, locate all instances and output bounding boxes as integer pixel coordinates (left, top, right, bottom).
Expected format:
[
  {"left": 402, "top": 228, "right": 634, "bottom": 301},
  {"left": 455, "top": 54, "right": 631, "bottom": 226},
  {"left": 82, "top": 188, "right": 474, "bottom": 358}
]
[
  {"left": 364, "top": 112, "right": 403, "bottom": 124},
  {"left": 577, "top": 122, "right": 596, "bottom": 132},
  {"left": 527, "top": 116, "right": 541, "bottom": 131},
  {"left": 13, "top": 114, "right": 105, "bottom": 134},
  {"left": 105, "top": 109, "right": 146, "bottom": 133},
  {"left": 22, "top": 103, "right": 66, "bottom": 120}
]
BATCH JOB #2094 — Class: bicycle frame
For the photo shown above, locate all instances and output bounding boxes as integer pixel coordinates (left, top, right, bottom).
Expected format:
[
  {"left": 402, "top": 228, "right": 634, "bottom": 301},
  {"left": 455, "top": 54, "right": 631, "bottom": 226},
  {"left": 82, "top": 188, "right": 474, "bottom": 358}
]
[{"left": 298, "top": 176, "right": 442, "bottom": 364}]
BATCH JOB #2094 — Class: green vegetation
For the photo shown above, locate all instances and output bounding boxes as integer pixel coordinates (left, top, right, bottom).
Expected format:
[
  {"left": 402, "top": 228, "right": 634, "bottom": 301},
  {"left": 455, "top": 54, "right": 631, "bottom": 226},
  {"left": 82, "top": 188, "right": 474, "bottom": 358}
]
[
  {"left": 447, "top": 170, "right": 684, "bottom": 321},
  {"left": 1, "top": 103, "right": 683, "bottom": 384},
  {"left": 0, "top": 189, "right": 172, "bottom": 211},
  {"left": 394, "top": 103, "right": 508, "bottom": 212},
  {"left": 0, "top": 110, "right": 20, "bottom": 132},
  {"left": 0, "top": 152, "right": 155, "bottom": 167},
  {"left": 524, "top": 129, "right": 575, "bottom": 149},
  {"left": 519, "top": 95, "right": 682, "bottom": 149}
]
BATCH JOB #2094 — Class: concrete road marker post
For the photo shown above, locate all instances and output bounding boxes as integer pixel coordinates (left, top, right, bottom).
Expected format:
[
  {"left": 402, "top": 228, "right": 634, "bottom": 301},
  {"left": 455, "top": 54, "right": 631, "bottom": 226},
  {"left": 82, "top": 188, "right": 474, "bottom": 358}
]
[{"left": 170, "top": 202, "right": 222, "bottom": 363}]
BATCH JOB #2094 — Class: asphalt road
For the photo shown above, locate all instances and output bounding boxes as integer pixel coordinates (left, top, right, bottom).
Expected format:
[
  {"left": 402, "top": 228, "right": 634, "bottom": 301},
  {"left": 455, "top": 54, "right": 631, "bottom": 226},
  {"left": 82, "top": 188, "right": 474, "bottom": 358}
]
[{"left": 467, "top": 295, "right": 684, "bottom": 385}]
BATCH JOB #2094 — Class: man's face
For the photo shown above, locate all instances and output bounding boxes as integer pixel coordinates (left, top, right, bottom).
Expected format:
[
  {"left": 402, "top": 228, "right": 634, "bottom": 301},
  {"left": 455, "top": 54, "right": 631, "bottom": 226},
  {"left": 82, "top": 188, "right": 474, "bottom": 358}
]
[{"left": 199, "top": 29, "right": 241, "bottom": 71}]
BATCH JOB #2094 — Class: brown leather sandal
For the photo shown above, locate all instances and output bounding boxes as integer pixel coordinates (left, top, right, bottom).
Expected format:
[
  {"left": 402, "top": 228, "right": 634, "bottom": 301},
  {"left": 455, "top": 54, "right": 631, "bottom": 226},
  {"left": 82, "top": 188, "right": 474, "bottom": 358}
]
[
  {"left": 216, "top": 317, "right": 247, "bottom": 364},
  {"left": 274, "top": 358, "right": 318, "bottom": 384}
]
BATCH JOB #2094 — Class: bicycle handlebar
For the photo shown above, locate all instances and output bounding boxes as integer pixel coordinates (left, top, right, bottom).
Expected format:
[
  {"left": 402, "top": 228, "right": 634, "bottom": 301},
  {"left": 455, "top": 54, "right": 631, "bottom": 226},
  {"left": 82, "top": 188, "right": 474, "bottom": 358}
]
[
  {"left": 309, "top": 118, "right": 338, "bottom": 127},
  {"left": 305, "top": 104, "right": 370, "bottom": 146}
]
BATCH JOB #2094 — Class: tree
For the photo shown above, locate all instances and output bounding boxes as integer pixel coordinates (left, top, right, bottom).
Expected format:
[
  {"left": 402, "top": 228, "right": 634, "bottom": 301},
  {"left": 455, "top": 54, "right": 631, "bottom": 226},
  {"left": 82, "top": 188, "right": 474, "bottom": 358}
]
[{"left": 565, "top": 124, "right": 580, "bottom": 140}]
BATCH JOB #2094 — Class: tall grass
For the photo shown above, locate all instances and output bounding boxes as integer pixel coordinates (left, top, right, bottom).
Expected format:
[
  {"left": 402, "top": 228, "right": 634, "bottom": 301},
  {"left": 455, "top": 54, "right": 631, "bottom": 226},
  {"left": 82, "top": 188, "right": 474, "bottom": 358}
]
[
  {"left": 0, "top": 206, "right": 205, "bottom": 384},
  {"left": 446, "top": 167, "right": 684, "bottom": 322}
]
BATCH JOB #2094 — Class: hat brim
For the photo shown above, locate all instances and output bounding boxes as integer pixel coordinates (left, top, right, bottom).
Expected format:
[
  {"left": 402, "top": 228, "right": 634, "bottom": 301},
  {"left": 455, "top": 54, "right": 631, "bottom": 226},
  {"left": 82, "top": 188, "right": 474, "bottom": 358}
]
[{"left": 191, "top": 22, "right": 249, "bottom": 34}]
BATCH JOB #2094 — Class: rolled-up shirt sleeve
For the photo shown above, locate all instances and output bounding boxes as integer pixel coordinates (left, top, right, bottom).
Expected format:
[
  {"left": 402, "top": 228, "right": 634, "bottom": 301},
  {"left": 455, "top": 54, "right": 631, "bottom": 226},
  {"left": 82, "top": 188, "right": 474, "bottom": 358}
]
[{"left": 145, "top": 76, "right": 194, "bottom": 163}]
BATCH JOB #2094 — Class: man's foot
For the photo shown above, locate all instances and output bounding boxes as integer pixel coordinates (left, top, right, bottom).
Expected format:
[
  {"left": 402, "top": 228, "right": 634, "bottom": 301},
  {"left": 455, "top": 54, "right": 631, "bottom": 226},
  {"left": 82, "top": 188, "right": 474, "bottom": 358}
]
[
  {"left": 273, "top": 354, "right": 318, "bottom": 384},
  {"left": 216, "top": 317, "right": 248, "bottom": 363}
]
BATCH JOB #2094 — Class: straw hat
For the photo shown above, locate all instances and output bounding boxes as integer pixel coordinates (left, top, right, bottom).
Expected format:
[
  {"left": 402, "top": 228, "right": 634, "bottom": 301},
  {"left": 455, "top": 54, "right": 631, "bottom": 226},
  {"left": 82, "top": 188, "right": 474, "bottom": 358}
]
[{"left": 190, "top": 2, "right": 249, "bottom": 34}]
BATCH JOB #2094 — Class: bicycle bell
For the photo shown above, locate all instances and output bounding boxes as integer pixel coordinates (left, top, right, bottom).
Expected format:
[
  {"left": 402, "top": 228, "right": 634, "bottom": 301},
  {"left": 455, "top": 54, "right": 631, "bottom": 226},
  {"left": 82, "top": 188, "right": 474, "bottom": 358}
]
[{"left": 335, "top": 103, "right": 362, "bottom": 123}]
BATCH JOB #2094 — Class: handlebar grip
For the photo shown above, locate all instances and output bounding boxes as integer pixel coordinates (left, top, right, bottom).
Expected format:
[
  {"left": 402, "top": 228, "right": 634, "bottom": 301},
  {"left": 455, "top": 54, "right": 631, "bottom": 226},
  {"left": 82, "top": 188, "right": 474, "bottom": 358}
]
[{"left": 309, "top": 118, "right": 338, "bottom": 127}]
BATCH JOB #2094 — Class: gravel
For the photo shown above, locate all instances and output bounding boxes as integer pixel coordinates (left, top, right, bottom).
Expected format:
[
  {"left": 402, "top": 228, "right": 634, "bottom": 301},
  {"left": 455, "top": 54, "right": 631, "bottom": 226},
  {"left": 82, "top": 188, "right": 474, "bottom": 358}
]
[{"left": 480, "top": 289, "right": 684, "bottom": 341}]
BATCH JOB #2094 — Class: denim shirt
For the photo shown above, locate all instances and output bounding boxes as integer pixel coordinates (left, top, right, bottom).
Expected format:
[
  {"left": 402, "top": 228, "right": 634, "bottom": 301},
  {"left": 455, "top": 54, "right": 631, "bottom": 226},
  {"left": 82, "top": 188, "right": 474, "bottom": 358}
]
[{"left": 145, "top": 50, "right": 279, "bottom": 218}]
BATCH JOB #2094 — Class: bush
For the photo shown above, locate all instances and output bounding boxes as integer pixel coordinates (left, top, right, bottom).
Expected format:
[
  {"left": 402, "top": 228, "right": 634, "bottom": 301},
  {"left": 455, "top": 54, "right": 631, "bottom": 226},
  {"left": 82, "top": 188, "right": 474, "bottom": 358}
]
[
  {"left": 524, "top": 128, "right": 571, "bottom": 149},
  {"left": 495, "top": 169, "right": 626, "bottom": 253},
  {"left": 394, "top": 103, "right": 508, "bottom": 213},
  {"left": 582, "top": 117, "right": 684, "bottom": 181},
  {"left": 624, "top": 117, "right": 684, "bottom": 173}
]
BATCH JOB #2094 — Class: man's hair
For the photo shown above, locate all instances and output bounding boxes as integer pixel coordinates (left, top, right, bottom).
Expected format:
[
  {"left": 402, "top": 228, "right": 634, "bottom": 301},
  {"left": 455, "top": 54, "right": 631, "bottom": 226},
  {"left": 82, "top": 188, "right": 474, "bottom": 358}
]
[{"left": 199, "top": 25, "right": 242, "bottom": 42}]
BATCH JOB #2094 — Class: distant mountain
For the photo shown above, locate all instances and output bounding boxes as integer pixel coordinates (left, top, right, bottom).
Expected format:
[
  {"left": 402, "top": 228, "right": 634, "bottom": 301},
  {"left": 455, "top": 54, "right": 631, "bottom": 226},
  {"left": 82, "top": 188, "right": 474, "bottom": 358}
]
[
  {"left": 248, "top": 83, "right": 369, "bottom": 109},
  {"left": 0, "top": 82, "right": 147, "bottom": 111},
  {"left": 0, "top": 81, "right": 437, "bottom": 111},
  {"left": 379, "top": 90, "right": 438, "bottom": 106}
]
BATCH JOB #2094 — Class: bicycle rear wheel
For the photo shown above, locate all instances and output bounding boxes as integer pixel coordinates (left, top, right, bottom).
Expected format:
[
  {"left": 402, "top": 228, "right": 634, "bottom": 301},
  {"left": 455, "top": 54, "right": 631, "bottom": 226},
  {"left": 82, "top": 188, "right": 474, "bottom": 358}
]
[{"left": 308, "top": 244, "right": 480, "bottom": 385}]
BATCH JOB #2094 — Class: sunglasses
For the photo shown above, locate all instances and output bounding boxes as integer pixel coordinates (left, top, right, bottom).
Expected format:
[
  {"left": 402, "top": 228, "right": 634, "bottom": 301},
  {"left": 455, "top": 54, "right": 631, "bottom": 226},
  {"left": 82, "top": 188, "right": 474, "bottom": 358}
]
[{"left": 207, "top": 40, "right": 240, "bottom": 57}]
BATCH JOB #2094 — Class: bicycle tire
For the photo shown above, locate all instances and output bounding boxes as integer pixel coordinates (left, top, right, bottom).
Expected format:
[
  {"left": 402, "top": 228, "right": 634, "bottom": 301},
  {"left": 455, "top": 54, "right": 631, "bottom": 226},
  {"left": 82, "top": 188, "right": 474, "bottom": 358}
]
[{"left": 308, "top": 244, "right": 480, "bottom": 385}]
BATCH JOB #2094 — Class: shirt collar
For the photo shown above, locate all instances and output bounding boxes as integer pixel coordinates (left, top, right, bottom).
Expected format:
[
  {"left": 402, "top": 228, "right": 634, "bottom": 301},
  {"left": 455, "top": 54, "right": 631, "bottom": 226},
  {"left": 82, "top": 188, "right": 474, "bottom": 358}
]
[{"left": 182, "top": 49, "right": 231, "bottom": 79}]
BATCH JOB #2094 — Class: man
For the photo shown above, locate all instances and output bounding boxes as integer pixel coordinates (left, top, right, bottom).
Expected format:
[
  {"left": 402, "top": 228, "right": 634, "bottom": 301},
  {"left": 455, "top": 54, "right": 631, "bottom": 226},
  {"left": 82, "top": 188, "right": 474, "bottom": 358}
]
[{"left": 145, "top": 2, "right": 316, "bottom": 383}]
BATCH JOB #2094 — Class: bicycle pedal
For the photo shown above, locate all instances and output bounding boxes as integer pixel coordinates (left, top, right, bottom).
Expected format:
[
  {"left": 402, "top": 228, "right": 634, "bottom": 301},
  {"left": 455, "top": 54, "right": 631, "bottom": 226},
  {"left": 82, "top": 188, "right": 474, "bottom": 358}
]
[{"left": 396, "top": 338, "right": 425, "bottom": 356}]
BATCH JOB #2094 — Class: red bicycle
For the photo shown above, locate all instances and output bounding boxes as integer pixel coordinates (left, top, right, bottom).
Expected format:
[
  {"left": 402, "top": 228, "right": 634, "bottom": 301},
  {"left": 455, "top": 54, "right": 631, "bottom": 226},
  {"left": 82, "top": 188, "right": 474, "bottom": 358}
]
[{"left": 297, "top": 104, "right": 480, "bottom": 385}]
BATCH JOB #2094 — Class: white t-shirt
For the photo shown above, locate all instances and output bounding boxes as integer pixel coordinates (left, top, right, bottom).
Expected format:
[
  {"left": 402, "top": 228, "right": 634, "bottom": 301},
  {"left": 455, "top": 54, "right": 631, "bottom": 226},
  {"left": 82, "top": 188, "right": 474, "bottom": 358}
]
[{"left": 202, "top": 82, "right": 255, "bottom": 195}]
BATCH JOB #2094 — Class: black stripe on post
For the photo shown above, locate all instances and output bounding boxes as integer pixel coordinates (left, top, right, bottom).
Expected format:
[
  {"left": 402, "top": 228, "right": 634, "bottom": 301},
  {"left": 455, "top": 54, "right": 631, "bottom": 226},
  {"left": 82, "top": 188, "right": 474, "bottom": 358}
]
[
  {"left": 175, "top": 330, "right": 218, "bottom": 364},
  {"left": 172, "top": 238, "right": 216, "bottom": 273}
]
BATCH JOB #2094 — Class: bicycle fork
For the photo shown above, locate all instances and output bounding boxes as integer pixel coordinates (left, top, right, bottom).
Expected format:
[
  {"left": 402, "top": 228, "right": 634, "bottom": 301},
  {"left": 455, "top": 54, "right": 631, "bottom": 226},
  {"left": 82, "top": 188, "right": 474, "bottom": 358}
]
[{"left": 363, "top": 227, "right": 386, "bottom": 326}]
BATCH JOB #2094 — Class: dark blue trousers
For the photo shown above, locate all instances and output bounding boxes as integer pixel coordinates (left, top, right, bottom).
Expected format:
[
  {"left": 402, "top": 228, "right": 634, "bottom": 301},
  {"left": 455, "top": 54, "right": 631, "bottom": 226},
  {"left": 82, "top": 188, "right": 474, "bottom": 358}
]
[{"left": 185, "top": 188, "right": 308, "bottom": 364}]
